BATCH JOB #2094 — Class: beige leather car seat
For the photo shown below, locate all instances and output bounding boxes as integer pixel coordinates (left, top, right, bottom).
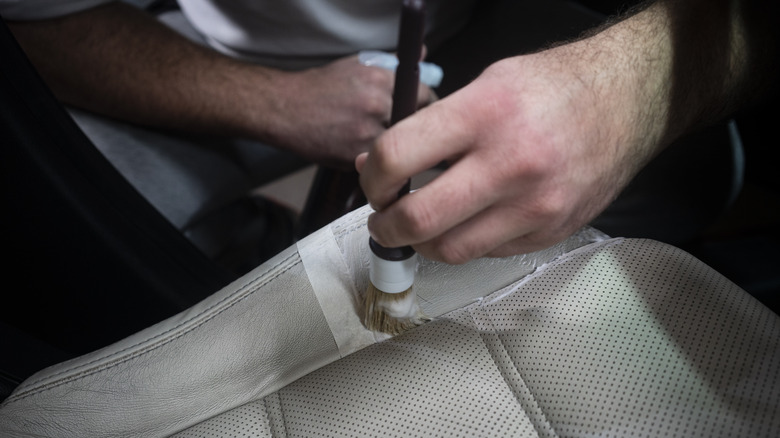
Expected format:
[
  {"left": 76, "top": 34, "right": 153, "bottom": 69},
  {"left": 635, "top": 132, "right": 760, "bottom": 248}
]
[{"left": 1, "top": 205, "right": 778, "bottom": 437}]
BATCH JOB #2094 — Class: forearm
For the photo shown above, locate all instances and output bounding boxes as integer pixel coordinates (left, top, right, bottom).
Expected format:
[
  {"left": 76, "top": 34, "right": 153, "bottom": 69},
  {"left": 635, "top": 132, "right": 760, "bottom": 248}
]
[
  {"left": 574, "top": 0, "right": 777, "bottom": 146},
  {"left": 8, "top": 2, "right": 282, "bottom": 141},
  {"left": 515, "top": 0, "right": 777, "bottom": 183}
]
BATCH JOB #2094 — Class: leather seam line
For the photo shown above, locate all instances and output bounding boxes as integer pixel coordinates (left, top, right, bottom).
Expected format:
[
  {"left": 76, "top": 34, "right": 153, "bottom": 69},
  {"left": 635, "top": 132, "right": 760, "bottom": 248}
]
[
  {"left": 470, "top": 290, "right": 560, "bottom": 437},
  {"left": 333, "top": 221, "right": 368, "bottom": 243},
  {"left": 6, "top": 252, "right": 301, "bottom": 403},
  {"left": 329, "top": 208, "right": 371, "bottom": 235}
]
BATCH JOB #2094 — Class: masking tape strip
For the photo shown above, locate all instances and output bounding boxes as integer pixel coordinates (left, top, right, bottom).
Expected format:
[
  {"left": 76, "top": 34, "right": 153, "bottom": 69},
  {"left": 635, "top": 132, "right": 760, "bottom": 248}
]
[{"left": 297, "top": 225, "right": 378, "bottom": 357}]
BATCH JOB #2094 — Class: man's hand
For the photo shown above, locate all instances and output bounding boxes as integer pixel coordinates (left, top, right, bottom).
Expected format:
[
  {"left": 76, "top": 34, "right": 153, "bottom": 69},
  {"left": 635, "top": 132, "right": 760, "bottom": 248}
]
[
  {"left": 358, "top": 0, "right": 777, "bottom": 264},
  {"left": 357, "top": 49, "right": 657, "bottom": 263},
  {"left": 261, "top": 55, "right": 435, "bottom": 169},
  {"left": 8, "top": 2, "right": 435, "bottom": 170}
]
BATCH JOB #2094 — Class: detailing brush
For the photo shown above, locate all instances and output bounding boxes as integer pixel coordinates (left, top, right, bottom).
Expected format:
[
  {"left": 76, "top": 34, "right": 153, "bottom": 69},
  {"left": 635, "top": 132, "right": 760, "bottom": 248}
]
[{"left": 363, "top": 0, "right": 428, "bottom": 335}]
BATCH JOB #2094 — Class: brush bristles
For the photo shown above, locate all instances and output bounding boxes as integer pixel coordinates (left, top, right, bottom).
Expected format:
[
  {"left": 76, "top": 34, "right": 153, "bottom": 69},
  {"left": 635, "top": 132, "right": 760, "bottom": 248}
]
[{"left": 363, "top": 282, "right": 428, "bottom": 335}]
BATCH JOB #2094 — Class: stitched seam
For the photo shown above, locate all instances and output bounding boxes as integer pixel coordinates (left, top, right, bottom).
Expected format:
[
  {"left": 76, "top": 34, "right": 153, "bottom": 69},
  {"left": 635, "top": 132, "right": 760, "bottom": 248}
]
[
  {"left": 278, "top": 392, "right": 290, "bottom": 438},
  {"left": 7, "top": 252, "right": 301, "bottom": 403},
  {"left": 470, "top": 302, "right": 560, "bottom": 438},
  {"left": 263, "top": 394, "right": 286, "bottom": 438},
  {"left": 330, "top": 208, "right": 371, "bottom": 235},
  {"left": 334, "top": 221, "right": 367, "bottom": 242}
]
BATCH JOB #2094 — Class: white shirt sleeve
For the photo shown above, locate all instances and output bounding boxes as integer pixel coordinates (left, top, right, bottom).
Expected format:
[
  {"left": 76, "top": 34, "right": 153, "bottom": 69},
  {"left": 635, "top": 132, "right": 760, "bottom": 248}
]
[{"left": 0, "top": 0, "right": 113, "bottom": 20}]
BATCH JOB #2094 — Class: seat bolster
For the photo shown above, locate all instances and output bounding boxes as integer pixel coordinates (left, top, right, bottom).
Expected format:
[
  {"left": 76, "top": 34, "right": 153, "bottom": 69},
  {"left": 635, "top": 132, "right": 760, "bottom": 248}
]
[
  {"left": 0, "top": 244, "right": 338, "bottom": 437},
  {"left": 0, "top": 205, "right": 606, "bottom": 437}
]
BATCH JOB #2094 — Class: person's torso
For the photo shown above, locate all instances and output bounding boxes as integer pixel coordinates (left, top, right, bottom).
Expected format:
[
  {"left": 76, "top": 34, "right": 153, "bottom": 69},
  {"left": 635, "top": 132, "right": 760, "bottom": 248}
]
[{"left": 179, "top": 0, "right": 477, "bottom": 69}]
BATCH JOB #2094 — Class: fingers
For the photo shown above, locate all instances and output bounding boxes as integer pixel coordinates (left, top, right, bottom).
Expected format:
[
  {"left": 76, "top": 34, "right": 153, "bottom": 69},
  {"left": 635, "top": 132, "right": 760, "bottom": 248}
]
[
  {"left": 355, "top": 152, "right": 369, "bottom": 174},
  {"left": 366, "top": 152, "right": 502, "bottom": 250},
  {"left": 412, "top": 204, "right": 563, "bottom": 264},
  {"left": 417, "top": 83, "right": 438, "bottom": 108},
  {"left": 359, "top": 99, "right": 472, "bottom": 212},
  {"left": 410, "top": 206, "right": 525, "bottom": 264},
  {"left": 372, "top": 187, "right": 571, "bottom": 264}
]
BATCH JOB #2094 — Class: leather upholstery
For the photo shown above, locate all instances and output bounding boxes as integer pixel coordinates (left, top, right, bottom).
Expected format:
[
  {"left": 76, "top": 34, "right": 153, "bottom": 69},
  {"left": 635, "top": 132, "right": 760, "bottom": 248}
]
[{"left": 1, "top": 205, "right": 778, "bottom": 437}]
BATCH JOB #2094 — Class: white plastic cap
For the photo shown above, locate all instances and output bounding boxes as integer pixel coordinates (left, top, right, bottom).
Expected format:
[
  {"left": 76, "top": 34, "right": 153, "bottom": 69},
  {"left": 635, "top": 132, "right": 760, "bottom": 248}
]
[
  {"left": 358, "top": 50, "right": 444, "bottom": 88},
  {"left": 369, "top": 251, "right": 417, "bottom": 294}
]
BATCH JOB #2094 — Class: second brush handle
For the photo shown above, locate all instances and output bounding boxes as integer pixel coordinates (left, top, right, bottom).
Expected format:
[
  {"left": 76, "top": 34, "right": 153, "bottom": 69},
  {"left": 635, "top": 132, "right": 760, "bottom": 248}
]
[{"left": 392, "top": 0, "right": 425, "bottom": 200}]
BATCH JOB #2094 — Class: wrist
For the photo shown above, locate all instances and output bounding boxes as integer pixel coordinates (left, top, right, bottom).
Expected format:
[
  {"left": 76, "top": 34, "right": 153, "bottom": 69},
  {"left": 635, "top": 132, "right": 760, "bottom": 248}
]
[
  {"left": 532, "top": 2, "right": 677, "bottom": 171},
  {"left": 213, "top": 63, "right": 290, "bottom": 143}
]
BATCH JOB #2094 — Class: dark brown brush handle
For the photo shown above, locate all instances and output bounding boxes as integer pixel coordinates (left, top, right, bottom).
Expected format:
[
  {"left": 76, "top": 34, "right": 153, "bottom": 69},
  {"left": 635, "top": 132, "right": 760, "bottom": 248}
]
[
  {"left": 299, "top": 0, "right": 426, "bottom": 241},
  {"left": 392, "top": 0, "right": 425, "bottom": 199},
  {"left": 370, "top": 0, "right": 426, "bottom": 258}
]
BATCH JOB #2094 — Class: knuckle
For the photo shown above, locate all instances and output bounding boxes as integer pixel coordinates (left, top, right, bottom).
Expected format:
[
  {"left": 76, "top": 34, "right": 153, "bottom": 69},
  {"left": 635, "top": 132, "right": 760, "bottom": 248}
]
[
  {"left": 372, "top": 135, "right": 403, "bottom": 175},
  {"left": 435, "top": 239, "right": 475, "bottom": 265},
  {"left": 351, "top": 120, "right": 380, "bottom": 144},
  {"left": 361, "top": 92, "right": 390, "bottom": 117},
  {"left": 400, "top": 203, "right": 438, "bottom": 240},
  {"left": 515, "top": 144, "right": 558, "bottom": 179},
  {"left": 535, "top": 188, "right": 568, "bottom": 218},
  {"left": 364, "top": 65, "right": 392, "bottom": 84}
]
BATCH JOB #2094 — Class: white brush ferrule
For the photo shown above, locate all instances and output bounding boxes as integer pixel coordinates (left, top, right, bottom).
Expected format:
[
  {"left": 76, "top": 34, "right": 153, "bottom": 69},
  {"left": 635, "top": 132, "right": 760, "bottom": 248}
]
[{"left": 369, "top": 250, "right": 417, "bottom": 294}]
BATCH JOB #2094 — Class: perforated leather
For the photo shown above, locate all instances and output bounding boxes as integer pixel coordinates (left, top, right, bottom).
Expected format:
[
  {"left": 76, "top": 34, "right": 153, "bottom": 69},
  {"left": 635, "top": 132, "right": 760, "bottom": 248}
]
[
  {"left": 173, "top": 238, "right": 780, "bottom": 437},
  {"left": 1, "top": 205, "right": 777, "bottom": 437}
]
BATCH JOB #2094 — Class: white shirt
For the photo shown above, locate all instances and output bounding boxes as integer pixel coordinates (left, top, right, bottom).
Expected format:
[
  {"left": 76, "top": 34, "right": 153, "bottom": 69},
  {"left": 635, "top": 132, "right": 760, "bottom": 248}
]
[{"left": 2, "top": 0, "right": 477, "bottom": 69}]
